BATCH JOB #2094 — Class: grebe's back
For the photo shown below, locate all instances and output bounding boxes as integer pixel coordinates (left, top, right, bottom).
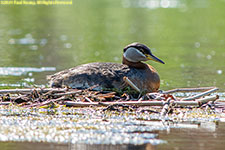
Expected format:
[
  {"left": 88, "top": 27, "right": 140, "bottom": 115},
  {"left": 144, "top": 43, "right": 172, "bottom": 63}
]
[{"left": 48, "top": 62, "right": 130, "bottom": 90}]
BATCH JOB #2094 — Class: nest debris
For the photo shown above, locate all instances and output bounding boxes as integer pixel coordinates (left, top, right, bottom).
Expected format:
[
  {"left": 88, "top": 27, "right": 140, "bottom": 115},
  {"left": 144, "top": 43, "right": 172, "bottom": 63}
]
[{"left": 0, "top": 86, "right": 223, "bottom": 116}]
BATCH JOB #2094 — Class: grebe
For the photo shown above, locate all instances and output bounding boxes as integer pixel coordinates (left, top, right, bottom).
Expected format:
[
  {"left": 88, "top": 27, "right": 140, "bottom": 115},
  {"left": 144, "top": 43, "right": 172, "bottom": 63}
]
[{"left": 47, "top": 42, "right": 165, "bottom": 92}]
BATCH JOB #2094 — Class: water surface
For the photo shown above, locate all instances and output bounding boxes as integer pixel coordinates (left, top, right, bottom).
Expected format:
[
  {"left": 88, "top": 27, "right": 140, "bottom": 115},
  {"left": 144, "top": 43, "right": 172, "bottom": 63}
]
[{"left": 0, "top": 0, "right": 225, "bottom": 90}]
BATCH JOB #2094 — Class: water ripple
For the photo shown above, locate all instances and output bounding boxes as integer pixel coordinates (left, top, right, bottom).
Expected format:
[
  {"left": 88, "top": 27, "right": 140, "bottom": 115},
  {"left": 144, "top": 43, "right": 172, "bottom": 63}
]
[{"left": 0, "top": 67, "right": 56, "bottom": 76}]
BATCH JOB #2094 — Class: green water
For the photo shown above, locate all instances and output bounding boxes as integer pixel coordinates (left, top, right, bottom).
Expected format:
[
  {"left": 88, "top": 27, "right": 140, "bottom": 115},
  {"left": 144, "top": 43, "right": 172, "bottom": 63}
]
[
  {"left": 0, "top": 0, "right": 225, "bottom": 90},
  {"left": 0, "top": 1, "right": 225, "bottom": 149}
]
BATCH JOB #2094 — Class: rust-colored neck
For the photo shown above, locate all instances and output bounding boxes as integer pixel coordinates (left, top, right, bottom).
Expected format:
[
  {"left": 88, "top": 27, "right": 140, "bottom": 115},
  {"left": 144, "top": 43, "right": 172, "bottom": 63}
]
[{"left": 122, "top": 56, "right": 148, "bottom": 69}]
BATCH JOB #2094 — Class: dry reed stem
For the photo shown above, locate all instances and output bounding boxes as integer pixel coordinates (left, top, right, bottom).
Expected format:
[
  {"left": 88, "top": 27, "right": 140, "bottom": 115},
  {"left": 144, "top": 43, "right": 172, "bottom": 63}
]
[
  {"left": 163, "top": 87, "right": 217, "bottom": 94},
  {"left": 182, "top": 88, "right": 219, "bottom": 101},
  {"left": 123, "top": 77, "right": 141, "bottom": 93},
  {"left": 53, "top": 90, "right": 82, "bottom": 96},
  {"left": 65, "top": 95, "right": 218, "bottom": 107},
  {"left": 0, "top": 102, "right": 12, "bottom": 105},
  {"left": 0, "top": 88, "right": 68, "bottom": 94}
]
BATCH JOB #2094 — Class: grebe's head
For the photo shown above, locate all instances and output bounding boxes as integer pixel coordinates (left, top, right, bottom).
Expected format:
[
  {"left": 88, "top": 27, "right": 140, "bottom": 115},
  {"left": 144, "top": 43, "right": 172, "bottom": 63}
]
[{"left": 123, "top": 42, "right": 165, "bottom": 64}]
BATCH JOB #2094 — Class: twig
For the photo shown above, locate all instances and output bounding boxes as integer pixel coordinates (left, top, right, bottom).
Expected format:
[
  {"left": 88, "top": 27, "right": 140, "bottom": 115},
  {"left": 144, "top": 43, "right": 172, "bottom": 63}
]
[
  {"left": 176, "top": 95, "right": 219, "bottom": 106},
  {"left": 138, "top": 96, "right": 144, "bottom": 102},
  {"left": 123, "top": 77, "right": 141, "bottom": 93},
  {"left": 53, "top": 90, "right": 82, "bottom": 96},
  {"left": 161, "top": 98, "right": 172, "bottom": 116},
  {"left": 163, "top": 87, "right": 217, "bottom": 94},
  {"left": 0, "top": 102, "right": 12, "bottom": 105},
  {"left": 26, "top": 96, "right": 67, "bottom": 107},
  {"left": 197, "top": 95, "right": 219, "bottom": 105},
  {"left": 66, "top": 101, "right": 164, "bottom": 107},
  {"left": 65, "top": 95, "right": 219, "bottom": 107},
  {"left": 85, "top": 97, "right": 93, "bottom": 103},
  {"left": 0, "top": 88, "right": 68, "bottom": 94},
  {"left": 182, "top": 88, "right": 219, "bottom": 101}
]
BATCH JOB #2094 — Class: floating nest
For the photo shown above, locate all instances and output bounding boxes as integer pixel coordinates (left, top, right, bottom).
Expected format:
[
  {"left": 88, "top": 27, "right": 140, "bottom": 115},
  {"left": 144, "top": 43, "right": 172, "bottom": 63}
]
[{"left": 0, "top": 86, "right": 224, "bottom": 116}]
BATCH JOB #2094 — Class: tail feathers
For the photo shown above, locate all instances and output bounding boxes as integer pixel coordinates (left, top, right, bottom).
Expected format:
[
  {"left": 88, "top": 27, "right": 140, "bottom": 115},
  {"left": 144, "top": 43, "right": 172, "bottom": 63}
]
[{"left": 47, "top": 78, "right": 62, "bottom": 88}]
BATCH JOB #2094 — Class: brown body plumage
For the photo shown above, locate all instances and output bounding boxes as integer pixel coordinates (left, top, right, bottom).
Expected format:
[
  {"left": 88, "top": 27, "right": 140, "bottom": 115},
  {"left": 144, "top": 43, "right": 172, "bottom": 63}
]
[{"left": 47, "top": 43, "right": 164, "bottom": 92}]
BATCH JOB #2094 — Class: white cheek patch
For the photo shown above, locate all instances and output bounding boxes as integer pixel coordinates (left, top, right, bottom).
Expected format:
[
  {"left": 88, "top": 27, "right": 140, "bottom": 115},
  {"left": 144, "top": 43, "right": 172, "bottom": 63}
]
[{"left": 123, "top": 47, "right": 146, "bottom": 62}]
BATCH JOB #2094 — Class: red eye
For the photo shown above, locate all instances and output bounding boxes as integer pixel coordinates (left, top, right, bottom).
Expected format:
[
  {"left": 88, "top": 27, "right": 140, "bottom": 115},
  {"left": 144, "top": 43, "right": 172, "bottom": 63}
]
[{"left": 140, "top": 49, "right": 145, "bottom": 54}]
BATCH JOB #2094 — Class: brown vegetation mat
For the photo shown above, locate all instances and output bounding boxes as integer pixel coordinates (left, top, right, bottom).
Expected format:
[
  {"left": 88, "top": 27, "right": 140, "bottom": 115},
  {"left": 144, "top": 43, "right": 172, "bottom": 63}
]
[{"left": 0, "top": 87, "right": 223, "bottom": 114}]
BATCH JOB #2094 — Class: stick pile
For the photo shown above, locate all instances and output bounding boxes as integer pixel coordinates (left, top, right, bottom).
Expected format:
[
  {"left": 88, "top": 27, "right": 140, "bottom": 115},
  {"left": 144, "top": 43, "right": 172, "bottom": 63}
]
[{"left": 0, "top": 87, "right": 220, "bottom": 109}]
